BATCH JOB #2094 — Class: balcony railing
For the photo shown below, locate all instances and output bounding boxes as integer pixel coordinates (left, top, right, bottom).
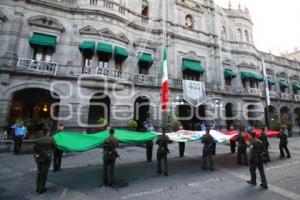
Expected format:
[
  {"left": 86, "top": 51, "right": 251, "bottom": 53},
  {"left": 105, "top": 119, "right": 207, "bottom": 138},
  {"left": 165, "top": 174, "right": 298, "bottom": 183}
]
[
  {"left": 281, "top": 93, "right": 292, "bottom": 100},
  {"left": 294, "top": 95, "right": 300, "bottom": 101},
  {"left": 17, "top": 58, "right": 58, "bottom": 75},
  {"left": 269, "top": 91, "right": 278, "bottom": 98}
]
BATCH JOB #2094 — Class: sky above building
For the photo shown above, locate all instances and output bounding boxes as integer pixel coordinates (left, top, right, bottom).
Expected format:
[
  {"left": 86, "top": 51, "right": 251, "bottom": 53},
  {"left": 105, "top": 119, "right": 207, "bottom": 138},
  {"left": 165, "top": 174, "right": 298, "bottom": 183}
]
[{"left": 214, "top": 0, "right": 300, "bottom": 55}]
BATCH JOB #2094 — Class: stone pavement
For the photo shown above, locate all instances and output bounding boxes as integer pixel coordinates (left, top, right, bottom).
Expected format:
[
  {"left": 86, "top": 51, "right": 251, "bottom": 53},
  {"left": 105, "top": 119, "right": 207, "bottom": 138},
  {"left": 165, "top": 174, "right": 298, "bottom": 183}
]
[{"left": 1, "top": 137, "right": 300, "bottom": 200}]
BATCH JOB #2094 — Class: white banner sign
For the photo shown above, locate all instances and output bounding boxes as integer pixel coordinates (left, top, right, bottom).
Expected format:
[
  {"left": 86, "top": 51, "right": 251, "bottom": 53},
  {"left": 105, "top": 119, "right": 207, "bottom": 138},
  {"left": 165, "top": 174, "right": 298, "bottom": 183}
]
[{"left": 182, "top": 80, "right": 206, "bottom": 107}]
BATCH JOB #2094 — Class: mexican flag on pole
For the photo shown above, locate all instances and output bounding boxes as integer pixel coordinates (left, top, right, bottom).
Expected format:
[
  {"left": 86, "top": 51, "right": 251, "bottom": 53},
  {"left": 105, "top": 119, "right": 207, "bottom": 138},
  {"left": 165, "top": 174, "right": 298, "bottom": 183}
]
[{"left": 161, "top": 47, "right": 169, "bottom": 111}]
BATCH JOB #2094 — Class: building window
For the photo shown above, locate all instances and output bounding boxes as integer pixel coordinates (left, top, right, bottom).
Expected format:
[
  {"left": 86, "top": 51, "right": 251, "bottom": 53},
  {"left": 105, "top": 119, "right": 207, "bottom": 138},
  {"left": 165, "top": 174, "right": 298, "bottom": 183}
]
[
  {"left": 268, "top": 84, "right": 272, "bottom": 91},
  {"left": 280, "top": 87, "right": 286, "bottom": 93},
  {"left": 32, "top": 46, "right": 53, "bottom": 62},
  {"left": 98, "top": 54, "right": 110, "bottom": 73},
  {"left": 142, "top": 0, "right": 149, "bottom": 17},
  {"left": 242, "top": 79, "right": 247, "bottom": 88},
  {"left": 185, "top": 15, "right": 193, "bottom": 28},
  {"left": 183, "top": 70, "right": 200, "bottom": 81},
  {"left": 225, "top": 78, "right": 232, "bottom": 86},
  {"left": 221, "top": 26, "right": 226, "bottom": 40},
  {"left": 90, "top": 0, "right": 97, "bottom": 5},
  {"left": 245, "top": 30, "right": 250, "bottom": 43},
  {"left": 237, "top": 28, "right": 242, "bottom": 41}
]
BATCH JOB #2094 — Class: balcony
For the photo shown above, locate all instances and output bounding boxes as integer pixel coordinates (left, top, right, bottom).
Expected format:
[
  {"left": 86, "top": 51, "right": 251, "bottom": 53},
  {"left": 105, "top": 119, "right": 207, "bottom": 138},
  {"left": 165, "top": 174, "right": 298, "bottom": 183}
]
[
  {"left": 294, "top": 95, "right": 300, "bottom": 101},
  {"left": 17, "top": 58, "right": 58, "bottom": 75},
  {"left": 246, "top": 88, "right": 262, "bottom": 96},
  {"left": 269, "top": 91, "right": 278, "bottom": 98},
  {"left": 281, "top": 93, "right": 292, "bottom": 100}
]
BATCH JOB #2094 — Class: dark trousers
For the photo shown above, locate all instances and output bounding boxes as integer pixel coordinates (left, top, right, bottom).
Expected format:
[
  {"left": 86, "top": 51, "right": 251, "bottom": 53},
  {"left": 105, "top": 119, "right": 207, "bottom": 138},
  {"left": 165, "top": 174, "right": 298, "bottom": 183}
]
[
  {"left": 264, "top": 146, "right": 270, "bottom": 161},
  {"left": 279, "top": 143, "right": 291, "bottom": 157},
  {"left": 202, "top": 150, "right": 213, "bottom": 170},
  {"left": 14, "top": 136, "right": 23, "bottom": 154},
  {"left": 212, "top": 142, "right": 216, "bottom": 155},
  {"left": 230, "top": 140, "right": 236, "bottom": 153},
  {"left": 237, "top": 146, "right": 248, "bottom": 165},
  {"left": 157, "top": 152, "right": 168, "bottom": 174},
  {"left": 53, "top": 149, "right": 63, "bottom": 171},
  {"left": 249, "top": 162, "right": 267, "bottom": 185},
  {"left": 146, "top": 141, "right": 153, "bottom": 162},
  {"left": 103, "top": 158, "right": 116, "bottom": 185},
  {"left": 179, "top": 142, "right": 185, "bottom": 157},
  {"left": 36, "top": 159, "right": 51, "bottom": 193}
]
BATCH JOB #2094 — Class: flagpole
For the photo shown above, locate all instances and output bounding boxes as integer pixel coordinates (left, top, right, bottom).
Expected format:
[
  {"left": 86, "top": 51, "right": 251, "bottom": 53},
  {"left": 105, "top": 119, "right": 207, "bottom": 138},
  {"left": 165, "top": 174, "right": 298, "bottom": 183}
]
[
  {"left": 161, "top": 0, "right": 168, "bottom": 130},
  {"left": 262, "top": 57, "right": 270, "bottom": 129}
]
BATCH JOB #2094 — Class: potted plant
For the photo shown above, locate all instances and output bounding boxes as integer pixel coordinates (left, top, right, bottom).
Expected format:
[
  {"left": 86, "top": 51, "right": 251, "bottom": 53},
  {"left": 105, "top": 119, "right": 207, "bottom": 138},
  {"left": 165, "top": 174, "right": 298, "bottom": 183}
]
[
  {"left": 164, "top": 116, "right": 182, "bottom": 132},
  {"left": 128, "top": 119, "right": 138, "bottom": 131},
  {"left": 97, "top": 117, "right": 108, "bottom": 132}
]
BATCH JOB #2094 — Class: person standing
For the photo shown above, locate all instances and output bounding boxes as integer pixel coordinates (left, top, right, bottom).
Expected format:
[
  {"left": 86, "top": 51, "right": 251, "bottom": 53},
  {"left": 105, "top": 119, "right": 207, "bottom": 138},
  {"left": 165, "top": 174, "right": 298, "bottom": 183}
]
[
  {"left": 201, "top": 127, "right": 214, "bottom": 171},
  {"left": 52, "top": 123, "right": 64, "bottom": 172},
  {"left": 279, "top": 127, "right": 291, "bottom": 158},
  {"left": 177, "top": 125, "right": 185, "bottom": 157},
  {"left": 11, "top": 121, "right": 27, "bottom": 154},
  {"left": 236, "top": 126, "right": 248, "bottom": 165},
  {"left": 229, "top": 125, "right": 236, "bottom": 153},
  {"left": 156, "top": 128, "right": 172, "bottom": 176},
  {"left": 102, "top": 128, "right": 119, "bottom": 187},
  {"left": 143, "top": 117, "right": 154, "bottom": 162},
  {"left": 259, "top": 127, "right": 270, "bottom": 162},
  {"left": 247, "top": 131, "right": 268, "bottom": 189},
  {"left": 33, "top": 128, "right": 56, "bottom": 194}
]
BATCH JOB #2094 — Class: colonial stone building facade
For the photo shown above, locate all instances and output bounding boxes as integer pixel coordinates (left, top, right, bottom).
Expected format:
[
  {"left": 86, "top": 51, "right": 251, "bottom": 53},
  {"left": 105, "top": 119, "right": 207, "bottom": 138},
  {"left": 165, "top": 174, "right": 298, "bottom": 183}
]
[{"left": 0, "top": 0, "right": 300, "bottom": 133}]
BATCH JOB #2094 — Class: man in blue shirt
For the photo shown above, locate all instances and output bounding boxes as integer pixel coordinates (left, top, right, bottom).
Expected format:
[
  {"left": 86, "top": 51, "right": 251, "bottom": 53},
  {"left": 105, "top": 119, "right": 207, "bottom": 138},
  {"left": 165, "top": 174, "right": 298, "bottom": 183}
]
[{"left": 11, "top": 121, "right": 27, "bottom": 154}]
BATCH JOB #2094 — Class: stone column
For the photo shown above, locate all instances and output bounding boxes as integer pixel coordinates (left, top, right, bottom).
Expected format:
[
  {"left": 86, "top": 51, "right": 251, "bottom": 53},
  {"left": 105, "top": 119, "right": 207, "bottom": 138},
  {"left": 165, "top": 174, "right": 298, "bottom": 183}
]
[{"left": 0, "top": 99, "right": 12, "bottom": 133}]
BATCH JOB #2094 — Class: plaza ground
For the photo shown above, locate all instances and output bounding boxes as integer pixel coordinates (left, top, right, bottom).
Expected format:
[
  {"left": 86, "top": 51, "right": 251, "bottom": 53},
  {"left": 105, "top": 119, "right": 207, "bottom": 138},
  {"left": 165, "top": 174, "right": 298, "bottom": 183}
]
[{"left": 1, "top": 137, "right": 300, "bottom": 200}]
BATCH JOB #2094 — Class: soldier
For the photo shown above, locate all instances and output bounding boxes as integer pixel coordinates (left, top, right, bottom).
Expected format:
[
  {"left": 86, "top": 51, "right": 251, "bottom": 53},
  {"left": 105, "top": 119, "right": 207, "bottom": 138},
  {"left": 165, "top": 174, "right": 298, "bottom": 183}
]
[
  {"left": 259, "top": 127, "right": 270, "bottom": 162},
  {"left": 279, "top": 127, "right": 291, "bottom": 158},
  {"left": 236, "top": 126, "right": 248, "bottom": 165},
  {"left": 33, "top": 128, "right": 56, "bottom": 194},
  {"left": 247, "top": 131, "right": 268, "bottom": 189},
  {"left": 102, "top": 128, "right": 119, "bottom": 187},
  {"left": 156, "top": 128, "right": 172, "bottom": 176},
  {"left": 52, "top": 123, "right": 64, "bottom": 172},
  {"left": 201, "top": 127, "right": 214, "bottom": 171}
]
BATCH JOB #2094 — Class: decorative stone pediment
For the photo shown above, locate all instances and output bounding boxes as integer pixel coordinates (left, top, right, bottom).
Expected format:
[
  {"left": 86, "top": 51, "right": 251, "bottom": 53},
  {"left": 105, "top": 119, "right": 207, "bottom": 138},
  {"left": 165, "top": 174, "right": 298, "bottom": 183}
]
[
  {"left": 134, "top": 38, "right": 157, "bottom": 50},
  {"left": 222, "top": 59, "right": 234, "bottom": 66},
  {"left": 0, "top": 10, "right": 8, "bottom": 22},
  {"left": 266, "top": 68, "right": 273, "bottom": 75},
  {"left": 99, "top": 28, "right": 116, "bottom": 38},
  {"left": 79, "top": 25, "right": 98, "bottom": 35},
  {"left": 175, "top": 0, "right": 205, "bottom": 14},
  {"left": 277, "top": 71, "right": 287, "bottom": 78},
  {"left": 27, "top": 15, "right": 65, "bottom": 32},
  {"left": 290, "top": 74, "right": 299, "bottom": 80},
  {"left": 116, "top": 33, "right": 129, "bottom": 44}
]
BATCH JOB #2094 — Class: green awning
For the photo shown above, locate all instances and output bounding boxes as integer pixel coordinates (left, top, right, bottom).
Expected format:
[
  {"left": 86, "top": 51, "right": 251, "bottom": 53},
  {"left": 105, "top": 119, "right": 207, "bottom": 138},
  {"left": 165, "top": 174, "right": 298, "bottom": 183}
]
[
  {"left": 79, "top": 41, "right": 95, "bottom": 53},
  {"left": 224, "top": 69, "right": 237, "bottom": 79},
  {"left": 97, "top": 42, "right": 113, "bottom": 54},
  {"left": 53, "top": 130, "right": 158, "bottom": 152},
  {"left": 279, "top": 80, "right": 289, "bottom": 89},
  {"left": 292, "top": 82, "right": 300, "bottom": 90},
  {"left": 114, "top": 46, "right": 128, "bottom": 59},
  {"left": 138, "top": 53, "right": 153, "bottom": 64},
  {"left": 240, "top": 71, "right": 263, "bottom": 82},
  {"left": 182, "top": 59, "right": 205, "bottom": 73},
  {"left": 267, "top": 78, "right": 275, "bottom": 85},
  {"left": 29, "top": 33, "right": 56, "bottom": 48}
]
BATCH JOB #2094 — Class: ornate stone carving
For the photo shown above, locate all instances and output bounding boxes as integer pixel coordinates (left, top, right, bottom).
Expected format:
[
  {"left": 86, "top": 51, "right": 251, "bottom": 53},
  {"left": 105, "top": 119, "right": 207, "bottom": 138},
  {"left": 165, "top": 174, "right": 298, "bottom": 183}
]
[
  {"left": 99, "top": 28, "right": 116, "bottom": 38},
  {"left": 27, "top": 15, "right": 65, "bottom": 32},
  {"left": 116, "top": 33, "right": 129, "bottom": 44},
  {"left": 79, "top": 25, "right": 98, "bottom": 35},
  {"left": 0, "top": 10, "right": 8, "bottom": 22}
]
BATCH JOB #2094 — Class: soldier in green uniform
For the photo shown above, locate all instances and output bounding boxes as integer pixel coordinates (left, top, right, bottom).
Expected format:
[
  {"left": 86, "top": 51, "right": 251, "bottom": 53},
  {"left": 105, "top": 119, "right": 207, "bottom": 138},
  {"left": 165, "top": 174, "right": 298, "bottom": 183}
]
[
  {"left": 52, "top": 123, "right": 64, "bottom": 172},
  {"left": 236, "top": 126, "right": 248, "bottom": 165},
  {"left": 279, "top": 127, "right": 291, "bottom": 158},
  {"left": 102, "top": 128, "right": 119, "bottom": 187},
  {"left": 259, "top": 127, "right": 270, "bottom": 162},
  {"left": 247, "top": 131, "right": 268, "bottom": 189},
  {"left": 156, "top": 128, "right": 172, "bottom": 176},
  {"left": 201, "top": 127, "right": 214, "bottom": 171},
  {"left": 33, "top": 128, "right": 56, "bottom": 194}
]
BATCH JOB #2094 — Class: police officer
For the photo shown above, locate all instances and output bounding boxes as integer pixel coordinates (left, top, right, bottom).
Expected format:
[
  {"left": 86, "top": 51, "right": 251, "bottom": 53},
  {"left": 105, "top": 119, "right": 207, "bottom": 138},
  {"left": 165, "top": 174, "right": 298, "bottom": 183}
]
[
  {"left": 201, "top": 127, "right": 214, "bottom": 171},
  {"left": 33, "top": 128, "right": 56, "bottom": 194},
  {"left": 236, "top": 126, "right": 248, "bottom": 165},
  {"left": 279, "top": 127, "right": 291, "bottom": 158},
  {"left": 156, "top": 128, "right": 172, "bottom": 176},
  {"left": 259, "top": 127, "right": 270, "bottom": 162},
  {"left": 102, "top": 128, "right": 119, "bottom": 187},
  {"left": 247, "top": 131, "right": 268, "bottom": 189},
  {"left": 11, "top": 121, "right": 27, "bottom": 154},
  {"left": 52, "top": 123, "right": 64, "bottom": 172}
]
